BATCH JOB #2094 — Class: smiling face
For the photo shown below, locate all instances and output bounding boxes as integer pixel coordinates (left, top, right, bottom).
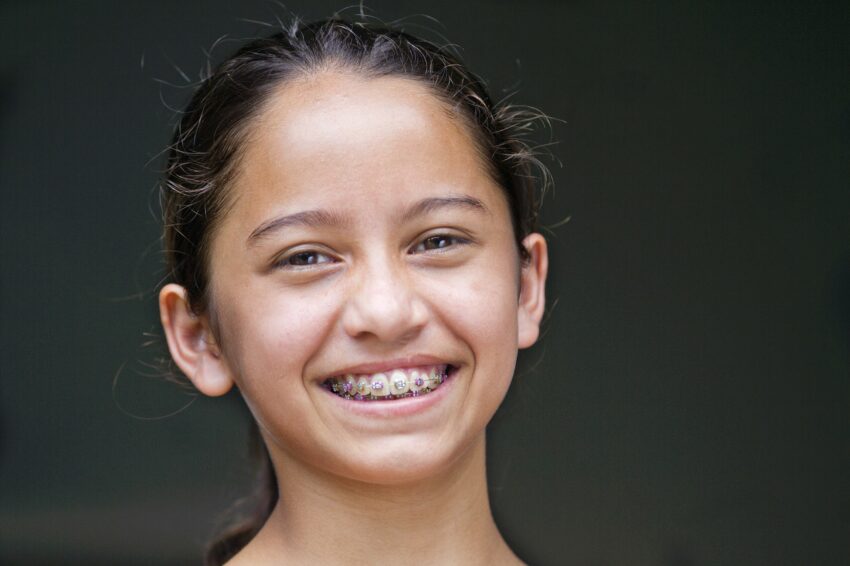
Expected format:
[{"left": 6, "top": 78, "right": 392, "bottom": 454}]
[{"left": 162, "top": 71, "right": 547, "bottom": 484}]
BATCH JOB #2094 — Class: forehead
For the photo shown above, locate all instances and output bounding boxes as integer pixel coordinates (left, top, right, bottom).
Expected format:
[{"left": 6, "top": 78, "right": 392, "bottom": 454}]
[
  {"left": 255, "top": 72, "right": 467, "bottom": 154},
  {"left": 226, "top": 71, "right": 506, "bottom": 225}
]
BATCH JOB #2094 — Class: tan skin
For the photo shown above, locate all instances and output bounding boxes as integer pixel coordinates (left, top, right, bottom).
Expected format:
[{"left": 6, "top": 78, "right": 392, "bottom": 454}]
[{"left": 160, "top": 71, "right": 548, "bottom": 565}]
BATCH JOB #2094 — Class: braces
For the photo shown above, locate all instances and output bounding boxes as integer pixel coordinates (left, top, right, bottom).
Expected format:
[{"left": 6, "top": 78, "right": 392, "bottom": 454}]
[{"left": 326, "top": 366, "right": 450, "bottom": 401}]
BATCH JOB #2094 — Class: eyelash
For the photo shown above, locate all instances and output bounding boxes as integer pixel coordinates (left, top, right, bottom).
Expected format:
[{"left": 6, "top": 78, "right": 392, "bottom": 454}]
[
  {"left": 274, "top": 249, "right": 336, "bottom": 269},
  {"left": 409, "top": 233, "right": 469, "bottom": 254},
  {"left": 273, "top": 233, "right": 469, "bottom": 270}
]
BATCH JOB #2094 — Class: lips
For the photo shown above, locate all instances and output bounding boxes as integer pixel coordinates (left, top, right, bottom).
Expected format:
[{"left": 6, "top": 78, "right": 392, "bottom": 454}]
[{"left": 323, "top": 364, "right": 451, "bottom": 401}]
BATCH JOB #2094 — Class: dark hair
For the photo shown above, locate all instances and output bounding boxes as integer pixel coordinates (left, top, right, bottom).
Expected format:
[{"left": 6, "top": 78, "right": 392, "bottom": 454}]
[{"left": 160, "top": 16, "right": 551, "bottom": 566}]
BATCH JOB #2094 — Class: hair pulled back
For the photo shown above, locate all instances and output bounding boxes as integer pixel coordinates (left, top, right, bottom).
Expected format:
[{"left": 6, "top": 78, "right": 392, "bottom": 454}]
[{"left": 159, "top": 16, "right": 551, "bottom": 565}]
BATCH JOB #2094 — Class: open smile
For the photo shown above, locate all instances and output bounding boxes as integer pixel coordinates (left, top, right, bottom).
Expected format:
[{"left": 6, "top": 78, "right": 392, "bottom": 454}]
[{"left": 322, "top": 364, "right": 454, "bottom": 401}]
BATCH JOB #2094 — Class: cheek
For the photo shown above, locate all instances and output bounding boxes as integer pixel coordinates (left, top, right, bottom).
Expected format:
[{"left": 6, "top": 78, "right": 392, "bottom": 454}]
[
  {"left": 214, "top": 285, "right": 338, "bottom": 393},
  {"left": 429, "top": 252, "right": 521, "bottom": 365}
]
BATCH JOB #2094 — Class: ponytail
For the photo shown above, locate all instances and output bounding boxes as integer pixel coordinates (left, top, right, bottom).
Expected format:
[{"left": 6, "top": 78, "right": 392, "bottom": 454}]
[{"left": 204, "top": 421, "right": 277, "bottom": 566}]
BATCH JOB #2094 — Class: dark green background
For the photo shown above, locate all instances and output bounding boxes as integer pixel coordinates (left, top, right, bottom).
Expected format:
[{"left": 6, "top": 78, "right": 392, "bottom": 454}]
[{"left": 1, "top": 1, "right": 848, "bottom": 564}]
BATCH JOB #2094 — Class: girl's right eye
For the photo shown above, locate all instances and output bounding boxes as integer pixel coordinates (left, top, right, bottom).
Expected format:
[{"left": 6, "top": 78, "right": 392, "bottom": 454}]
[{"left": 274, "top": 250, "right": 335, "bottom": 269}]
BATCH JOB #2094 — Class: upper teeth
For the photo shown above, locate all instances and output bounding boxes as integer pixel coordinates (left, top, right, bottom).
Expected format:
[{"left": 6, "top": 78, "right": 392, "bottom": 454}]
[
  {"left": 370, "top": 373, "right": 389, "bottom": 396},
  {"left": 390, "top": 370, "right": 410, "bottom": 394},
  {"left": 328, "top": 365, "right": 448, "bottom": 400}
]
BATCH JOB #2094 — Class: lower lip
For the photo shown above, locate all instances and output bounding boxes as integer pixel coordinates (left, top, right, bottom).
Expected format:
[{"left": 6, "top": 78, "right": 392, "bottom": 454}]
[{"left": 320, "top": 367, "right": 458, "bottom": 419}]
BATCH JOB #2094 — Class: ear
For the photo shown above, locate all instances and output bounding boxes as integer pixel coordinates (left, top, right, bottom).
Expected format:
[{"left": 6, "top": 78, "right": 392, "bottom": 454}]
[
  {"left": 517, "top": 233, "right": 548, "bottom": 349},
  {"left": 158, "top": 283, "right": 234, "bottom": 397}
]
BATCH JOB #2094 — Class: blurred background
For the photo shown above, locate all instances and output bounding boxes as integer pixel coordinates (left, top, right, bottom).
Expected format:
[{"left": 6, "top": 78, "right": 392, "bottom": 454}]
[{"left": 1, "top": 1, "right": 848, "bottom": 564}]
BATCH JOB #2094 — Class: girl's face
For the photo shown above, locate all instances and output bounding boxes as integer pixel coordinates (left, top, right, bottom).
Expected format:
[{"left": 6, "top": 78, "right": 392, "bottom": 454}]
[{"left": 190, "top": 72, "right": 546, "bottom": 483}]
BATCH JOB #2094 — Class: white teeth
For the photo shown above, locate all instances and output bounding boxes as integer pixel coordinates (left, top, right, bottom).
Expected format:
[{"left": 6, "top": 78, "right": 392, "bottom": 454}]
[
  {"left": 370, "top": 373, "right": 390, "bottom": 397},
  {"left": 356, "top": 376, "right": 371, "bottom": 395},
  {"left": 390, "top": 370, "right": 409, "bottom": 395},
  {"left": 409, "top": 370, "right": 425, "bottom": 392},
  {"left": 327, "top": 365, "right": 450, "bottom": 400},
  {"left": 428, "top": 367, "right": 439, "bottom": 389}
]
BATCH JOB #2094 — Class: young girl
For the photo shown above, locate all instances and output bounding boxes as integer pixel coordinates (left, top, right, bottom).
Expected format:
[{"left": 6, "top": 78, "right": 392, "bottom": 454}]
[{"left": 158, "top": 17, "right": 549, "bottom": 565}]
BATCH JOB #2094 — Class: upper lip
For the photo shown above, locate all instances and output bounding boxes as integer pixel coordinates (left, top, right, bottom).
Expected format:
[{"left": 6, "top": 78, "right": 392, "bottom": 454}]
[{"left": 320, "top": 355, "right": 451, "bottom": 379}]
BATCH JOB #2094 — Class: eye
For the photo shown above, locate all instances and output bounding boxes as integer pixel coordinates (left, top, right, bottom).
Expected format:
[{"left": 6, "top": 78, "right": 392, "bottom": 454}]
[
  {"left": 275, "top": 250, "right": 336, "bottom": 268},
  {"left": 411, "top": 233, "right": 468, "bottom": 253}
]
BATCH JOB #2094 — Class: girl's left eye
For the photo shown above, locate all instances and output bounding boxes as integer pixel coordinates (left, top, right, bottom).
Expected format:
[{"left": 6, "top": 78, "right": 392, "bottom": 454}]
[{"left": 411, "top": 234, "right": 467, "bottom": 253}]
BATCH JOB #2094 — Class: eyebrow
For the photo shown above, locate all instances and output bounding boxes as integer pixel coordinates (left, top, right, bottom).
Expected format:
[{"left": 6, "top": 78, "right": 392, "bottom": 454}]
[
  {"left": 246, "top": 195, "right": 490, "bottom": 247},
  {"left": 247, "top": 209, "right": 351, "bottom": 245},
  {"left": 399, "top": 195, "right": 490, "bottom": 223}
]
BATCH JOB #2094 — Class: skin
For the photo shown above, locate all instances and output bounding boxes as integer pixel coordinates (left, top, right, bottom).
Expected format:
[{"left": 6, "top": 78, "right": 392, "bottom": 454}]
[{"left": 160, "top": 71, "right": 548, "bottom": 565}]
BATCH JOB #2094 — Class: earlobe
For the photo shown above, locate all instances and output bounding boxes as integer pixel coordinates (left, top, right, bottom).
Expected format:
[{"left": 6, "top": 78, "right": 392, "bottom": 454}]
[
  {"left": 517, "top": 233, "right": 548, "bottom": 349},
  {"left": 158, "top": 283, "right": 234, "bottom": 397}
]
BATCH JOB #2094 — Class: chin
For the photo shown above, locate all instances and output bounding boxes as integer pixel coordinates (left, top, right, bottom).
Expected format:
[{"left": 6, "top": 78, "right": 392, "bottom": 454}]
[{"left": 320, "top": 431, "right": 485, "bottom": 487}]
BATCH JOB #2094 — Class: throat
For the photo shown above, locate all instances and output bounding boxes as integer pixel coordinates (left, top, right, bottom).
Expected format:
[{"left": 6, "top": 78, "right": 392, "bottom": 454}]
[{"left": 246, "top": 435, "right": 511, "bottom": 565}]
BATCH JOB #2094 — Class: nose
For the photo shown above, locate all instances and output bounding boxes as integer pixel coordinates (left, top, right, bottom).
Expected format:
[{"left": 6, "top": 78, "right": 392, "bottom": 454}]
[{"left": 341, "top": 255, "right": 428, "bottom": 343}]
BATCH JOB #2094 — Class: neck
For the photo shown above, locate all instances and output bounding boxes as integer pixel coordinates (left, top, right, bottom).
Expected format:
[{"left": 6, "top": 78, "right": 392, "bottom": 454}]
[{"left": 231, "top": 433, "right": 521, "bottom": 565}]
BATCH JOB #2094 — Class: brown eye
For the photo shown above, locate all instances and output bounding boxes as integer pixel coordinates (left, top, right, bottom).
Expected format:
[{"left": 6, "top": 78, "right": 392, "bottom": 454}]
[
  {"left": 412, "top": 234, "right": 468, "bottom": 253},
  {"left": 277, "top": 250, "right": 334, "bottom": 268},
  {"left": 424, "top": 235, "right": 451, "bottom": 250}
]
